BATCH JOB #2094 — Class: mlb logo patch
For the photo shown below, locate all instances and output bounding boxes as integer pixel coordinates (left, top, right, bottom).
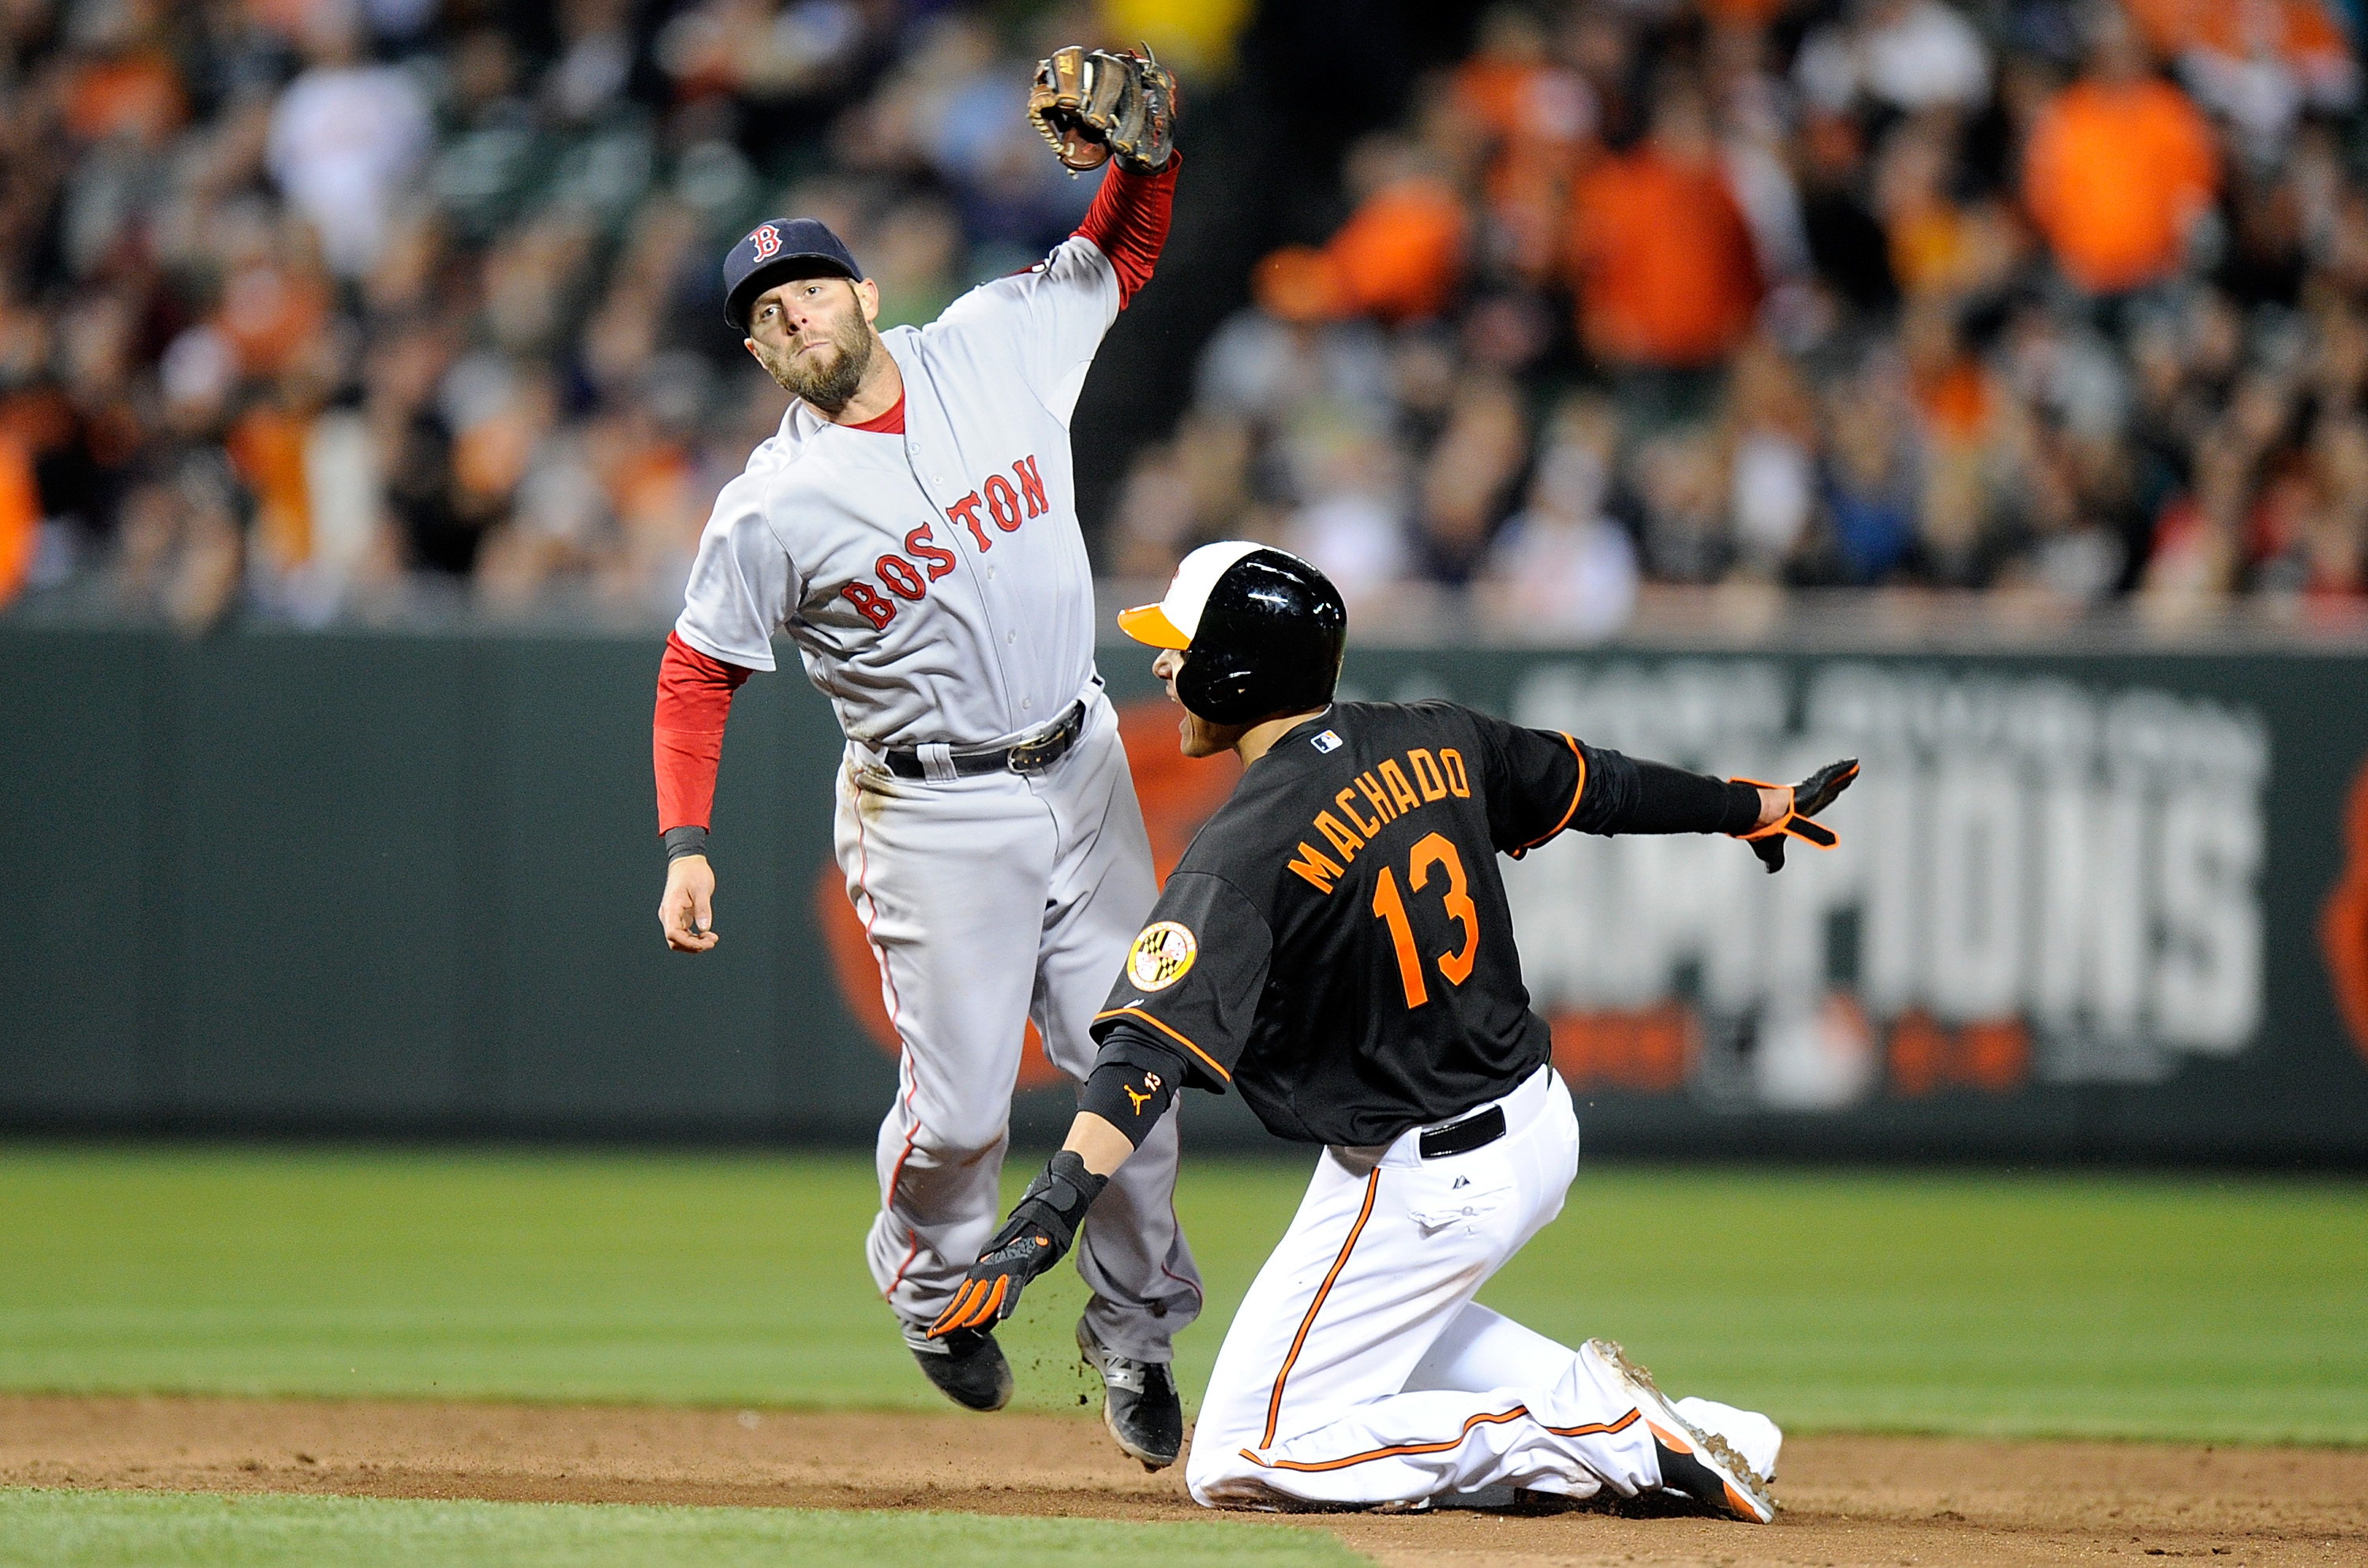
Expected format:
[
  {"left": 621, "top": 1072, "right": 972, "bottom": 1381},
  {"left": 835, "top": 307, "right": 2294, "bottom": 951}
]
[
  {"left": 749, "top": 223, "right": 781, "bottom": 260},
  {"left": 1312, "top": 730, "right": 1343, "bottom": 754}
]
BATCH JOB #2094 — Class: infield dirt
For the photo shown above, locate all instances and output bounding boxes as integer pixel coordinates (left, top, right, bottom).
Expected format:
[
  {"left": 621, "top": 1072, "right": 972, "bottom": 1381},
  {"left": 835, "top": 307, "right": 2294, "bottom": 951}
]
[{"left": 3, "top": 1396, "right": 2362, "bottom": 1566}]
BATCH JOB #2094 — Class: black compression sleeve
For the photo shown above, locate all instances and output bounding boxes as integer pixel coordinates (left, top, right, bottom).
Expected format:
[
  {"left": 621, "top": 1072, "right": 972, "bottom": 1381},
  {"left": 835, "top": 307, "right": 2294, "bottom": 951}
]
[
  {"left": 1078, "top": 1053, "right": 1179, "bottom": 1147},
  {"left": 1095, "top": 1024, "right": 1190, "bottom": 1077},
  {"left": 1582, "top": 750, "right": 1763, "bottom": 836}
]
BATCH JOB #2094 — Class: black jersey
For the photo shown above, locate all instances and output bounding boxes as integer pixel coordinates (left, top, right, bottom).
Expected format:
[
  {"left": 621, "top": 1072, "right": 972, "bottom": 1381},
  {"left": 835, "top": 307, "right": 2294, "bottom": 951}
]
[{"left": 1090, "top": 701, "right": 1620, "bottom": 1147}]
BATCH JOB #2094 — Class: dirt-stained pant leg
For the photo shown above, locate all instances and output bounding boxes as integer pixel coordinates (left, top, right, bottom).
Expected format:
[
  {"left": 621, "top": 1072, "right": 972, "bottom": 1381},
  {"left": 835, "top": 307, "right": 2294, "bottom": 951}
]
[
  {"left": 1401, "top": 1300, "right": 1782, "bottom": 1483},
  {"left": 838, "top": 754, "right": 1055, "bottom": 1328},
  {"left": 1029, "top": 697, "right": 1203, "bottom": 1363}
]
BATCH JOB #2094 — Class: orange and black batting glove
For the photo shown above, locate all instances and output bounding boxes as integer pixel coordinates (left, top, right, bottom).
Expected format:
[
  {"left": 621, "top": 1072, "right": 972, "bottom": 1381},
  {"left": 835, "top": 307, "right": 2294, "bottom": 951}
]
[
  {"left": 1729, "top": 758, "right": 1860, "bottom": 874},
  {"left": 928, "top": 1151, "right": 1107, "bottom": 1338}
]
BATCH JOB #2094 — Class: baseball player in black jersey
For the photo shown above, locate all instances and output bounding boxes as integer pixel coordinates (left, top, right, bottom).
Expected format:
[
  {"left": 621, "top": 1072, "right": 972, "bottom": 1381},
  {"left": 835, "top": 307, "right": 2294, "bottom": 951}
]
[{"left": 929, "top": 542, "right": 1857, "bottom": 1515}]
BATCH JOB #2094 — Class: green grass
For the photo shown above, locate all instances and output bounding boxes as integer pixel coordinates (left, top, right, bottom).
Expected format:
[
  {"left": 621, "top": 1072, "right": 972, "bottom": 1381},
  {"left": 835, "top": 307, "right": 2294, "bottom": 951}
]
[
  {"left": 0, "top": 1490, "right": 1369, "bottom": 1567},
  {"left": 0, "top": 1145, "right": 2362, "bottom": 1443},
  {"left": 1496, "top": 1166, "right": 2368, "bottom": 1445}
]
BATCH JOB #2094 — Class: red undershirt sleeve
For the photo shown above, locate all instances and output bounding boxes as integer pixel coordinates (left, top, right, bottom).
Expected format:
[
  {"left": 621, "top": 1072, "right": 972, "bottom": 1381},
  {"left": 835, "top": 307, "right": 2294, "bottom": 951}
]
[
  {"left": 1073, "top": 151, "right": 1180, "bottom": 308},
  {"left": 654, "top": 630, "right": 752, "bottom": 834}
]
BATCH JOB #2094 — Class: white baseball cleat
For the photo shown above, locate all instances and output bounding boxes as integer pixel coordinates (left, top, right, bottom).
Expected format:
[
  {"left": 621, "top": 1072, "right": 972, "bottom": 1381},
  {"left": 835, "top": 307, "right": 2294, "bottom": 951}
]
[
  {"left": 1584, "top": 1338, "right": 1777, "bottom": 1524},
  {"left": 1674, "top": 1395, "right": 1783, "bottom": 1484}
]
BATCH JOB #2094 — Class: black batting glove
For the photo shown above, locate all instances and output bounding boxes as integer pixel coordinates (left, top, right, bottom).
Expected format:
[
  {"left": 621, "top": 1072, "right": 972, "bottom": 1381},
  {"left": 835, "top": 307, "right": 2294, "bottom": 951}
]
[
  {"left": 927, "top": 1151, "right": 1107, "bottom": 1338},
  {"left": 1730, "top": 758, "right": 1860, "bottom": 874}
]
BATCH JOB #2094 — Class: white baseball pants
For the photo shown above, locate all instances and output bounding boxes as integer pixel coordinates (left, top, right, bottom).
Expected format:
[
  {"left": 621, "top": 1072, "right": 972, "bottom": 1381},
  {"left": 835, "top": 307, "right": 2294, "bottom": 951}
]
[
  {"left": 835, "top": 689, "right": 1202, "bottom": 1363},
  {"left": 1186, "top": 1068, "right": 1695, "bottom": 1509}
]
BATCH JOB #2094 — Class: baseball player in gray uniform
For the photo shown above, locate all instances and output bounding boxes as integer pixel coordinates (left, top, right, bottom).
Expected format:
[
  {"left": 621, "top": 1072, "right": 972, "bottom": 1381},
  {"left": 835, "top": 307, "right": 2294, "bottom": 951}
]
[{"left": 649, "top": 48, "right": 1194, "bottom": 1467}]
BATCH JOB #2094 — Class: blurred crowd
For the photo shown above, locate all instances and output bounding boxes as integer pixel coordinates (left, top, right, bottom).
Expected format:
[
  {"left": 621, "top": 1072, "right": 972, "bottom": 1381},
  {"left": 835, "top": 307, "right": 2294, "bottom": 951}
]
[
  {"left": 0, "top": 0, "right": 1229, "bottom": 627},
  {"left": 1112, "top": 0, "right": 2368, "bottom": 636},
  {"left": 5, "top": 0, "right": 2367, "bottom": 638}
]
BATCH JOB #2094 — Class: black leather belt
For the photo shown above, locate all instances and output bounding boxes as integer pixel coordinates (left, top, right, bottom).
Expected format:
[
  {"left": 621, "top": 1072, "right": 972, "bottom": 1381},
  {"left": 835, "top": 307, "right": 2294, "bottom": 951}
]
[
  {"left": 882, "top": 700, "right": 1088, "bottom": 780},
  {"left": 1418, "top": 1102, "right": 1506, "bottom": 1159}
]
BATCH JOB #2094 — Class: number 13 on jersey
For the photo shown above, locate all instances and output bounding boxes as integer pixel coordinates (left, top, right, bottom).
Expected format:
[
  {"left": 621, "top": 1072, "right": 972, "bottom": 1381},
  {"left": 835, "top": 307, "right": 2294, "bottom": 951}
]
[{"left": 1371, "top": 832, "right": 1478, "bottom": 1009}]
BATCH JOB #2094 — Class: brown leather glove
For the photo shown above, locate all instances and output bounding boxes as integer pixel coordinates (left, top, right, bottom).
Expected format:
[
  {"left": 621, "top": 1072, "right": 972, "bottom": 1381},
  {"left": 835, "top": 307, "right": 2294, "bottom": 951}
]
[{"left": 1027, "top": 45, "right": 1179, "bottom": 174}]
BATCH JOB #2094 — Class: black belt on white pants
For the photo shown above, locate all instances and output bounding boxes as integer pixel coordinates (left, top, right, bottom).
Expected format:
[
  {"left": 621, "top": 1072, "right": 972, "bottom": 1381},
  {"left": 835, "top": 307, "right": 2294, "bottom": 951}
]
[
  {"left": 882, "top": 699, "right": 1088, "bottom": 781},
  {"left": 1418, "top": 1102, "right": 1508, "bottom": 1159}
]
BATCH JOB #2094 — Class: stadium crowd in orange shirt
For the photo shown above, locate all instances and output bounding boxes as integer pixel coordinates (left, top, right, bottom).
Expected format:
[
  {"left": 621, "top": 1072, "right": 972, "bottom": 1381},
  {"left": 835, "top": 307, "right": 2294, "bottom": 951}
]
[
  {"left": 1107, "top": 0, "right": 2368, "bottom": 630},
  {"left": 1, "top": 0, "right": 2365, "bottom": 632}
]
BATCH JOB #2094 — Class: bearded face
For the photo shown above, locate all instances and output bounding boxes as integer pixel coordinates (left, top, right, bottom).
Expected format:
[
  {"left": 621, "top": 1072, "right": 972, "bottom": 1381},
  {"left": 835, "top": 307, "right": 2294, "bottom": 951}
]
[{"left": 747, "top": 280, "right": 876, "bottom": 415}]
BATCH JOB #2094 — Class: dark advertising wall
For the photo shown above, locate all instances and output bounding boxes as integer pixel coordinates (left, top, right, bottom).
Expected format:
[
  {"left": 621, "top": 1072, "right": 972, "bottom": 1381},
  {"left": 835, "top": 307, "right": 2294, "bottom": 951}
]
[{"left": 6, "top": 624, "right": 2368, "bottom": 1162}]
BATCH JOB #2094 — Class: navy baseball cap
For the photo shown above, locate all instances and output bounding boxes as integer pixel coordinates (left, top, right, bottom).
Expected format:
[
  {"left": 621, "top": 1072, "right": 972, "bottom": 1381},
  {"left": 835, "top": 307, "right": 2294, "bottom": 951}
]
[{"left": 722, "top": 218, "right": 863, "bottom": 331}]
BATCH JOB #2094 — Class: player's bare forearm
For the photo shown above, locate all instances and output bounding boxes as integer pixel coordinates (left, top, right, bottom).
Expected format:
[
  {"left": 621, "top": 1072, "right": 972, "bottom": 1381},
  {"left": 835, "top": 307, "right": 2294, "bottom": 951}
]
[
  {"left": 1063, "top": 1111, "right": 1138, "bottom": 1177},
  {"left": 659, "top": 853, "right": 719, "bottom": 952}
]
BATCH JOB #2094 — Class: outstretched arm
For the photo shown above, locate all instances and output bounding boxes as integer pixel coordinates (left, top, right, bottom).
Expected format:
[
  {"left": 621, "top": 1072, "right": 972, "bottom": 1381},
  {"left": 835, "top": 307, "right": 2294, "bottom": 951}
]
[
  {"left": 1475, "top": 712, "right": 1855, "bottom": 872},
  {"left": 1073, "top": 154, "right": 1179, "bottom": 309},
  {"left": 1572, "top": 748, "right": 1859, "bottom": 871},
  {"left": 1576, "top": 753, "right": 1778, "bottom": 836}
]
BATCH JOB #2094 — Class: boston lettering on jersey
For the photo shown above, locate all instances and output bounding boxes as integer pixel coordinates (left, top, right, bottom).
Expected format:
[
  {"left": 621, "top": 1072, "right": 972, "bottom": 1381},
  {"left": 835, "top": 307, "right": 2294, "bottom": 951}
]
[
  {"left": 839, "top": 453, "right": 1050, "bottom": 630},
  {"left": 1287, "top": 745, "right": 1473, "bottom": 894}
]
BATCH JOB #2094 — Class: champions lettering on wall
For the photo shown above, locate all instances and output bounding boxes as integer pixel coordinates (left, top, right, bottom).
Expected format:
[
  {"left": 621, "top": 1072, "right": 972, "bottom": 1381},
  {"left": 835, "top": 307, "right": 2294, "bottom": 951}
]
[
  {"left": 2, "top": 629, "right": 2358, "bottom": 1159},
  {"left": 1502, "top": 661, "right": 2269, "bottom": 1113}
]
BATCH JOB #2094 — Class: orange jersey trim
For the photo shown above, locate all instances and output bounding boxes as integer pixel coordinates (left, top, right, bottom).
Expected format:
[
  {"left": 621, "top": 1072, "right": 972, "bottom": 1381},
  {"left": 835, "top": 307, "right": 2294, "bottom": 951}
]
[
  {"left": 1242, "top": 1404, "right": 1641, "bottom": 1473},
  {"left": 1517, "top": 732, "right": 1589, "bottom": 851},
  {"left": 1259, "top": 1167, "right": 1382, "bottom": 1450},
  {"left": 1093, "top": 1006, "right": 1233, "bottom": 1083}
]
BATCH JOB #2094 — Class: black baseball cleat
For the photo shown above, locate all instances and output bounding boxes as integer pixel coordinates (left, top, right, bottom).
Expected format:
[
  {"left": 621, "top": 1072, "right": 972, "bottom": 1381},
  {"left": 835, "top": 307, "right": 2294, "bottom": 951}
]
[
  {"left": 1654, "top": 1435, "right": 1773, "bottom": 1521},
  {"left": 903, "top": 1320, "right": 1013, "bottom": 1412},
  {"left": 1076, "top": 1316, "right": 1182, "bottom": 1470}
]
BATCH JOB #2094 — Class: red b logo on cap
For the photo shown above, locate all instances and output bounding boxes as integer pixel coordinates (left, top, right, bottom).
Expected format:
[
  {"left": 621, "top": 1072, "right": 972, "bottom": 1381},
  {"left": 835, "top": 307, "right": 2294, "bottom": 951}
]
[{"left": 750, "top": 224, "right": 781, "bottom": 260}]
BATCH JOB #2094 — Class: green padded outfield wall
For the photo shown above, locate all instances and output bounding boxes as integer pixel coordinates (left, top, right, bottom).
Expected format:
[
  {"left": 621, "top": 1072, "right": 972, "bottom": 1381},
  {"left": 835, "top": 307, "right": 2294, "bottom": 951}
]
[{"left": 5, "top": 625, "right": 2368, "bottom": 1162}]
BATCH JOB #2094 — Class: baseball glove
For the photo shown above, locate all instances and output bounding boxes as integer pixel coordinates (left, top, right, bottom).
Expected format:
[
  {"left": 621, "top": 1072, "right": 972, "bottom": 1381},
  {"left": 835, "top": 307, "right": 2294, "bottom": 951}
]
[
  {"left": 1731, "top": 758, "right": 1860, "bottom": 874},
  {"left": 1027, "top": 44, "right": 1179, "bottom": 175}
]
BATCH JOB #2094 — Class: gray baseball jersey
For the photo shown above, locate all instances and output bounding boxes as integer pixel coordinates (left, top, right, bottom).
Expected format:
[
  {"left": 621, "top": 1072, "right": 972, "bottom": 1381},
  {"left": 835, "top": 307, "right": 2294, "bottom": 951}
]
[
  {"left": 674, "top": 222, "right": 1202, "bottom": 1362},
  {"left": 673, "top": 237, "right": 1119, "bottom": 750}
]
